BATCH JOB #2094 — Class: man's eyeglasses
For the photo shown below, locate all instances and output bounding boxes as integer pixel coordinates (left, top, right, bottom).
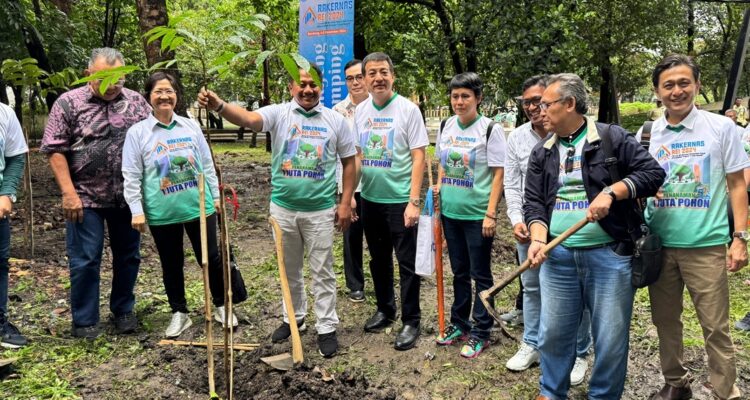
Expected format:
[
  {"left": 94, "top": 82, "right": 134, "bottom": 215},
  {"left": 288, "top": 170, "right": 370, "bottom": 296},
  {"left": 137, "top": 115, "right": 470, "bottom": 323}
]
[
  {"left": 345, "top": 74, "right": 364, "bottom": 83},
  {"left": 521, "top": 98, "right": 542, "bottom": 108},
  {"left": 564, "top": 147, "right": 575, "bottom": 174},
  {"left": 539, "top": 98, "right": 565, "bottom": 111},
  {"left": 153, "top": 89, "right": 176, "bottom": 96}
]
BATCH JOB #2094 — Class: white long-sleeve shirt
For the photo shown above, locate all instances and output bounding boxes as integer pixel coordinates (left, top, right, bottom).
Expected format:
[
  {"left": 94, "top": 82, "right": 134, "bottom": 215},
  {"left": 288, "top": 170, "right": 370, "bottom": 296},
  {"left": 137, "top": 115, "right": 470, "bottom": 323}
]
[{"left": 503, "top": 121, "right": 546, "bottom": 226}]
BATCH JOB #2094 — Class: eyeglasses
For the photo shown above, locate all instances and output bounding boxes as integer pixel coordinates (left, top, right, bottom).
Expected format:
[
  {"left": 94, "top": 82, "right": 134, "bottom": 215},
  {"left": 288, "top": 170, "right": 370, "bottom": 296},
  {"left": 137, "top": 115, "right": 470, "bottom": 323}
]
[
  {"left": 521, "top": 97, "right": 542, "bottom": 108},
  {"left": 153, "top": 89, "right": 176, "bottom": 96},
  {"left": 539, "top": 98, "right": 565, "bottom": 111},
  {"left": 345, "top": 74, "right": 364, "bottom": 82},
  {"left": 564, "top": 146, "right": 575, "bottom": 174}
]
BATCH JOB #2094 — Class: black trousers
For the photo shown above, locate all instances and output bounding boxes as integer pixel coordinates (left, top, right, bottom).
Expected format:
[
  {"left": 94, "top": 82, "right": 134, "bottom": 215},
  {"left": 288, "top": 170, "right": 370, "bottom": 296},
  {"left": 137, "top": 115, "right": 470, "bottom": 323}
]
[
  {"left": 149, "top": 214, "right": 225, "bottom": 313},
  {"left": 361, "top": 198, "right": 421, "bottom": 326},
  {"left": 343, "top": 192, "right": 364, "bottom": 292}
]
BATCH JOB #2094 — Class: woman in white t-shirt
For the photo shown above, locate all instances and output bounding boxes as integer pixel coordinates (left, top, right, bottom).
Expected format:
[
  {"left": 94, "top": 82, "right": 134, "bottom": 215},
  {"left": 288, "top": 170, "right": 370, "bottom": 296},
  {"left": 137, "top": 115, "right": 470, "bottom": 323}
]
[
  {"left": 122, "top": 72, "right": 237, "bottom": 338},
  {"left": 433, "top": 72, "right": 506, "bottom": 358}
]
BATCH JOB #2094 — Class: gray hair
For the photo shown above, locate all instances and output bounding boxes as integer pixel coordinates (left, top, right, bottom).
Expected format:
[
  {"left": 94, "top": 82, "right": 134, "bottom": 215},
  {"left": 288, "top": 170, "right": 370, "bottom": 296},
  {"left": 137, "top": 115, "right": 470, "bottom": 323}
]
[
  {"left": 548, "top": 73, "right": 588, "bottom": 115},
  {"left": 88, "top": 48, "right": 125, "bottom": 68}
]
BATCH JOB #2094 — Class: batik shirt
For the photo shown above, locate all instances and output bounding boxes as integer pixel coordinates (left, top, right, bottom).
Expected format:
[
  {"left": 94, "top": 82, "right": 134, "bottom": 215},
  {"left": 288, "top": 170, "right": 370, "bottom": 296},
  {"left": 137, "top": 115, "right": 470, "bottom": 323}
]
[
  {"left": 122, "top": 114, "right": 219, "bottom": 226},
  {"left": 354, "top": 93, "right": 429, "bottom": 203},
  {"left": 639, "top": 107, "right": 750, "bottom": 247},
  {"left": 41, "top": 86, "right": 152, "bottom": 208},
  {"left": 436, "top": 115, "right": 505, "bottom": 220},
  {"left": 256, "top": 99, "right": 357, "bottom": 212}
]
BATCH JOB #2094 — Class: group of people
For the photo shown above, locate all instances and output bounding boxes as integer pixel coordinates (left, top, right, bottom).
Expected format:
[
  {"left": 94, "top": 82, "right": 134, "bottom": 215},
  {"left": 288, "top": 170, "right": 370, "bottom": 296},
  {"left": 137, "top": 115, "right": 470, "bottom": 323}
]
[{"left": 0, "top": 47, "right": 746, "bottom": 400}]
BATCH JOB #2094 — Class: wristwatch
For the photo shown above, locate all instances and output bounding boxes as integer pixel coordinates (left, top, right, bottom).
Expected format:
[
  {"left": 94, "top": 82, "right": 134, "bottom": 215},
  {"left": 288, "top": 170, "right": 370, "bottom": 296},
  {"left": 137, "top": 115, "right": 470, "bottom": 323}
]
[
  {"left": 732, "top": 231, "right": 750, "bottom": 242},
  {"left": 602, "top": 186, "right": 616, "bottom": 201},
  {"left": 2, "top": 194, "right": 16, "bottom": 203},
  {"left": 409, "top": 198, "right": 420, "bottom": 207}
]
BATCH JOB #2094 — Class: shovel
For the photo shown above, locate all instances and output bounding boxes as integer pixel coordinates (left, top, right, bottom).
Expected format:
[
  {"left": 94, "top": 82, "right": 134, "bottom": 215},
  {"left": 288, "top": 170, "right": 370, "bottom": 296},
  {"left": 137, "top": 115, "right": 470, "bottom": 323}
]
[
  {"left": 480, "top": 218, "right": 589, "bottom": 325},
  {"left": 263, "top": 217, "right": 304, "bottom": 371}
]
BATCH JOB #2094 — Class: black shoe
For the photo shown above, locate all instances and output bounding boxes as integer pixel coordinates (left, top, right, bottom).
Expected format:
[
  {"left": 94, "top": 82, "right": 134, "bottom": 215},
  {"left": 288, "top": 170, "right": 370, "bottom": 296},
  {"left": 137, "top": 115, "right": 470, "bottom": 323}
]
[
  {"left": 271, "top": 319, "right": 307, "bottom": 343},
  {"left": 72, "top": 324, "right": 101, "bottom": 340},
  {"left": 112, "top": 312, "right": 138, "bottom": 334},
  {"left": 394, "top": 324, "right": 420, "bottom": 351},
  {"left": 735, "top": 312, "right": 750, "bottom": 331},
  {"left": 0, "top": 317, "right": 27, "bottom": 348},
  {"left": 364, "top": 311, "right": 394, "bottom": 332},
  {"left": 348, "top": 290, "right": 365, "bottom": 303},
  {"left": 317, "top": 331, "right": 338, "bottom": 358}
]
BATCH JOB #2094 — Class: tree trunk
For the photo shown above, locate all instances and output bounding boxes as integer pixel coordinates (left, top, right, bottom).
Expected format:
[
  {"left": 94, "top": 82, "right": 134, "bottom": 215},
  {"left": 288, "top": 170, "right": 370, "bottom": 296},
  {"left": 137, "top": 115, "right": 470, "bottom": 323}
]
[
  {"left": 11, "top": 86, "right": 23, "bottom": 124},
  {"left": 597, "top": 61, "right": 620, "bottom": 124},
  {"left": 687, "top": 0, "right": 695, "bottom": 55},
  {"left": 16, "top": 6, "right": 59, "bottom": 110},
  {"left": 0, "top": 81, "right": 8, "bottom": 105},
  {"left": 49, "top": 0, "right": 72, "bottom": 15},
  {"left": 135, "top": 0, "right": 186, "bottom": 115}
]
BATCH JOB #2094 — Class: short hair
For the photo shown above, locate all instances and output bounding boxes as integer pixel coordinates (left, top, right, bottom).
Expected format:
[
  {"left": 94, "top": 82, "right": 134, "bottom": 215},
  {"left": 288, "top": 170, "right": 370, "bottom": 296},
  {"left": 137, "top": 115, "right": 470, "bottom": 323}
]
[
  {"left": 362, "top": 52, "right": 394, "bottom": 74},
  {"left": 652, "top": 54, "right": 700, "bottom": 87},
  {"left": 89, "top": 48, "right": 124, "bottom": 68},
  {"left": 344, "top": 59, "right": 362, "bottom": 71},
  {"left": 725, "top": 109, "right": 737, "bottom": 116},
  {"left": 548, "top": 73, "right": 588, "bottom": 115},
  {"left": 522, "top": 75, "right": 548, "bottom": 93},
  {"left": 449, "top": 72, "right": 483, "bottom": 99},
  {"left": 289, "top": 62, "right": 323, "bottom": 84},
  {"left": 144, "top": 71, "right": 179, "bottom": 98}
]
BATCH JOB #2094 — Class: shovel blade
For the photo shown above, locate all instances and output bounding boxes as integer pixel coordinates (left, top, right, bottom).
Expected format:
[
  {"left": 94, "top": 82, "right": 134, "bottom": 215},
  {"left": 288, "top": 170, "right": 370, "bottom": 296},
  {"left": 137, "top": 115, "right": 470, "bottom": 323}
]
[{"left": 261, "top": 353, "right": 294, "bottom": 371}]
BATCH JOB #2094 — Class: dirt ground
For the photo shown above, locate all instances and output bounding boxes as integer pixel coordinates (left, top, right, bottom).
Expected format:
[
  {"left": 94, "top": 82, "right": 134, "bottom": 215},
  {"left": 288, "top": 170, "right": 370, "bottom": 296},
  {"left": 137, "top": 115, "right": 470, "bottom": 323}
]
[{"left": 1, "top": 146, "right": 748, "bottom": 399}]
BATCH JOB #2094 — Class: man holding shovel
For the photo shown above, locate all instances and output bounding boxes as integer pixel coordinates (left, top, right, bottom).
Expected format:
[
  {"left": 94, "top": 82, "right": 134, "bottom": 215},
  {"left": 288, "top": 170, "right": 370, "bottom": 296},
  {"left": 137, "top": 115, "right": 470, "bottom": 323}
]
[
  {"left": 198, "top": 64, "right": 357, "bottom": 358},
  {"left": 524, "top": 73, "right": 664, "bottom": 400}
]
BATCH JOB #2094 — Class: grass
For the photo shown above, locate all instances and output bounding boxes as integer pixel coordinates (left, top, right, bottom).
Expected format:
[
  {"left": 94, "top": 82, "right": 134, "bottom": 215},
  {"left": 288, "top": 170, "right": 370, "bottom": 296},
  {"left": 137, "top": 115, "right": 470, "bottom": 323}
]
[{"left": 213, "top": 142, "right": 271, "bottom": 164}]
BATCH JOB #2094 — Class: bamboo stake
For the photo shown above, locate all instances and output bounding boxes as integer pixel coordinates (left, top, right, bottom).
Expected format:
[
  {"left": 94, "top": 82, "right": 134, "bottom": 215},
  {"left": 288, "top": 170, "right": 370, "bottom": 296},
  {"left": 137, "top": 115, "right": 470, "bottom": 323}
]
[
  {"left": 158, "top": 340, "right": 258, "bottom": 351},
  {"left": 198, "top": 174, "right": 217, "bottom": 398},
  {"left": 217, "top": 174, "right": 234, "bottom": 400}
]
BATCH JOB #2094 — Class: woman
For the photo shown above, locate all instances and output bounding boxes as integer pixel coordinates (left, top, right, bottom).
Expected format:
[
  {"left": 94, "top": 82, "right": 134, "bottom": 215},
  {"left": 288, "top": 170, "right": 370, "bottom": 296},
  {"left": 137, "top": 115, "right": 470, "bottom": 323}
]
[
  {"left": 122, "top": 72, "right": 237, "bottom": 338},
  {"left": 434, "top": 72, "right": 506, "bottom": 358}
]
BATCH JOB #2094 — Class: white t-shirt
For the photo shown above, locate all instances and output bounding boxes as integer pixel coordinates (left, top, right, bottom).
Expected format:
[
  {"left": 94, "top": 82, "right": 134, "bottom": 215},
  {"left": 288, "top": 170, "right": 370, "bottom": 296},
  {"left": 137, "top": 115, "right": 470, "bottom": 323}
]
[
  {"left": 637, "top": 107, "right": 750, "bottom": 247},
  {"left": 354, "top": 93, "right": 429, "bottom": 203},
  {"left": 0, "top": 103, "right": 30, "bottom": 185},
  {"left": 256, "top": 99, "right": 357, "bottom": 211}
]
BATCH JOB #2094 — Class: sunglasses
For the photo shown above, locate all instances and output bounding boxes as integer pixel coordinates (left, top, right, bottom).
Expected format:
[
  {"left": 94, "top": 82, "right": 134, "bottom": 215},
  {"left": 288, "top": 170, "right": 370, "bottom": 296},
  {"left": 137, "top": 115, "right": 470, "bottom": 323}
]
[{"left": 564, "top": 147, "right": 575, "bottom": 174}]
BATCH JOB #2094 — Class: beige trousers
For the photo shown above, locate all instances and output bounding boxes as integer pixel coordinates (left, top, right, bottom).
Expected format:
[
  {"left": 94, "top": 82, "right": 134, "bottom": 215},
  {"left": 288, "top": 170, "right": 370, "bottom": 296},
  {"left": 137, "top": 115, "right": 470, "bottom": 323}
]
[{"left": 648, "top": 245, "right": 741, "bottom": 400}]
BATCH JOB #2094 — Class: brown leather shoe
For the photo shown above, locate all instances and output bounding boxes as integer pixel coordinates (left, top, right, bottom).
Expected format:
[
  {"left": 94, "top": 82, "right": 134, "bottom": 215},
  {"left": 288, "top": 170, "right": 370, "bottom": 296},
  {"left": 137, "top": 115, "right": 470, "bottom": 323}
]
[
  {"left": 535, "top": 396, "right": 552, "bottom": 400},
  {"left": 650, "top": 383, "right": 692, "bottom": 400}
]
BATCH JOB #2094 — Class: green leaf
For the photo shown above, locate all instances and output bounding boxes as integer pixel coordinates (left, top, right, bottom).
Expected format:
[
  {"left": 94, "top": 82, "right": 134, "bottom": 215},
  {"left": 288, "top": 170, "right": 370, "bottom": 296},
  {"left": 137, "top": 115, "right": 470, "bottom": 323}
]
[
  {"left": 308, "top": 65, "right": 322, "bottom": 87},
  {"left": 254, "top": 13, "right": 271, "bottom": 22},
  {"left": 255, "top": 50, "right": 274, "bottom": 67},
  {"left": 227, "top": 35, "right": 244, "bottom": 48},
  {"left": 290, "top": 53, "right": 310, "bottom": 72},
  {"left": 145, "top": 27, "right": 169, "bottom": 45},
  {"left": 249, "top": 19, "right": 266, "bottom": 31},
  {"left": 169, "top": 13, "right": 189, "bottom": 27},
  {"left": 168, "top": 37, "right": 184, "bottom": 51},
  {"left": 279, "top": 53, "right": 301, "bottom": 84},
  {"left": 161, "top": 30, "right": 177, "bottom": 52}
]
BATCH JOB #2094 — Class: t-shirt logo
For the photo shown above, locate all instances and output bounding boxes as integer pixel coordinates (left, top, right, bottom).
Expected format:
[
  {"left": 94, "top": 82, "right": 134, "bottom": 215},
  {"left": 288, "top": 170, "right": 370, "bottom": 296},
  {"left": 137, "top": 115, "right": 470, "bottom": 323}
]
[
  {"left": 360, "top": 118, "right": 394, "bottom": 168},
  {"left": 653, "top": 141, "right": 711, "bottom": 209},
  {"left": 152, "top": 138, "right": 201, "bottom": 195},
  {"left": 281, "top": 123, "right": 328, "bottom": 180},
  {"left": 439, "top": 136, "right": 477, "bottom": 189}
]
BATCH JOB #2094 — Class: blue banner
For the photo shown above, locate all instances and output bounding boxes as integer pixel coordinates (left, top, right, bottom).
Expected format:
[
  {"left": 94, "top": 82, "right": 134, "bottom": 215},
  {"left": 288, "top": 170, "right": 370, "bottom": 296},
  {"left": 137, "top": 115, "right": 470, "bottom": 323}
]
[{"left": 299, "top": 0, "right": 355, "bottom": 108}]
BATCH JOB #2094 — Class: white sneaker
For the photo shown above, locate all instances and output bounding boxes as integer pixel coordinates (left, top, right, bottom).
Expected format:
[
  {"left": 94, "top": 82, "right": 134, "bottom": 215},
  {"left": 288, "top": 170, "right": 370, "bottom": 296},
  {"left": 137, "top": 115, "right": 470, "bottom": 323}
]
[
  {"left": 213, "top": 306, "right": 239, "bottom": 328},
  {"left": 570, "top": 357, "right": 588, "bottom": 386},
  {"left": 165, "top": 312, "right": 192, "bottom": 338},
  {"left": 506, "top": 342, "right": 540, "bottom": 371},
  {"left": 500, "top": 309, "right": 523, "bottom": 326}
]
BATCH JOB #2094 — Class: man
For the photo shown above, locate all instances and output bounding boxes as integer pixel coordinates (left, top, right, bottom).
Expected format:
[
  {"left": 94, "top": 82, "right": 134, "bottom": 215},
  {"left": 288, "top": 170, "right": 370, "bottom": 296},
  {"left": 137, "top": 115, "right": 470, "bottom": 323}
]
[
  {"left": 198, "top": 64, "right": 356, "bottom": 358},
  {"left": 732, "top": 98, "right": 747, "bottom": 127},
  {"left": 524, "top": 73, "right": 664, "bottom": 399},
  {"left": 643, "top": 54, "right": 747, "bottom": 400},
  {"left": 356, "top": 52, "right": 428, "bottom": 350},
  {"left": 0, "top": 103, "right": 28, "bottom": 348},
  {"left": 504, "top": 75, "right": 592, "bottom": 388},
  {"left": 724, "top": 109, "right": 745, "bottom": 136},
  {"left": 41, "top": 48, "right": 150, "bottom": 339},
  {"left": 333, "top": 59, "right": 369, "bottom": 303}
]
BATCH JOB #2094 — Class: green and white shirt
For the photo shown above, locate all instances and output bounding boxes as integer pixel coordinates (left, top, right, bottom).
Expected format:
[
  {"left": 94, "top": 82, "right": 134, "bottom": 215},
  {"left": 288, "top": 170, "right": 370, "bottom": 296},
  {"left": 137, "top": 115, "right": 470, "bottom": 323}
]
[
  {"left": 638, "top": 107, "right": 750, "bottom": 247},
  {"left": 549, "top": 128, "right": 613, "bottom": 247},
  {"left": 436, "top": 115, "right": 505, "bottom": 220},
  {"left": 122, "top": 114, "right": 219, "bottom": 226},
  {"left": 354, "top": 93, "right": 429, "bottom": 203},
  {"left": 0, "top": 103, "right": 29, "bottom": 186},
  {"left": 256, "top": 99, "right": 356, "bottom": 212}
]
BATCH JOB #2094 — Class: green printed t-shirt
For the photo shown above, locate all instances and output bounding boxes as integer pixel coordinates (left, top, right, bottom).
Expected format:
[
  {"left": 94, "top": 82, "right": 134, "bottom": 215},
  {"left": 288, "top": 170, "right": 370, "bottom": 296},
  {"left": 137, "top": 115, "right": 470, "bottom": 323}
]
[
  {"left": 436, "top": 115, "right": 506, "bottom": 220},
  {"left": 354, "top": 94, "right": 429, "bottom": 203},
  {"left": 257, "top": 100, "right": 357, "bottom": 212},
  {"left": 122, "top": 115, "right": 216, "bottom": 226},
  {"left": 549, "top": 130, "right": 613, "bottom": 247},
  {"left": 640, "top": 108, "right": 750, "bottom": 247}
]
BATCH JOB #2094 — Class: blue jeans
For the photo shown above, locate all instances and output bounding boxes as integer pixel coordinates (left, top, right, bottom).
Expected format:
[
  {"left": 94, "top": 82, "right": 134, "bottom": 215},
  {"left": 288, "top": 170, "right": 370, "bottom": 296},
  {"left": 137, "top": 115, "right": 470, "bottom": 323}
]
[
  {"left": 67, "top": 208, "right": 140, "bottom": 327},
  {"left": 518, "top": 242, "right": 592, "bottom": 354},
  {"left": 0, "top": 218, "right": 10, "bottom": 315},
  {"left": 442, "top": 216, "right": 494, "bottom": 340},
  {"left": 538, "top": 244, "right": 634, "bottom": 400}
]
